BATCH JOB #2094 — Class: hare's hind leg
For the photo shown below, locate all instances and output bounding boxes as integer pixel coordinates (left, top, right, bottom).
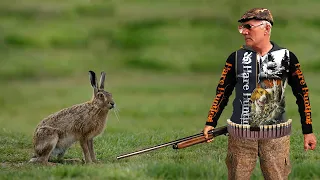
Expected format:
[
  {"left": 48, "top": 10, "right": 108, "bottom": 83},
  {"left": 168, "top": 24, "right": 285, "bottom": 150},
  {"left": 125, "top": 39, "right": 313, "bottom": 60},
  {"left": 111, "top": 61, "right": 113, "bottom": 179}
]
[{"left": 32, "top": 127, "right": 59, "bottom": 165}]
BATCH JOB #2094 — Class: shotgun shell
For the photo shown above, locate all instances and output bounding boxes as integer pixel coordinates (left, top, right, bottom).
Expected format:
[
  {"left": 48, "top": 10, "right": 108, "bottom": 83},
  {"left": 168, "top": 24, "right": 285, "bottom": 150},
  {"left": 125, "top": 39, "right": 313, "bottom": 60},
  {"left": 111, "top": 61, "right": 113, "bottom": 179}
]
[
  {"left": 281, "top": 123, "right": 284, "bottom": 137},
  {"left": 246, "top": 125, "right": 250, "bottom": 138},
  {"left": 285, "top": 121, "right": 288, "bottom": 136},
  {"left": 243, "top": 125, "right": 247, "bottom": 138},
  {"left": 239, "top": 124, "right": 243, "bottom": 138},
  {"left": 272, "top": 124, "right": 276, "bottom": 138},
  {"left": 268, "top": 125, "right": 272, "bottom": 138},
  {"left": 277, "top": 124, "right": 281, "bottom": 138},
  {"left": 232, "top": 122, "right": 235, "bottom": 137},
  {"left": 236, "top": 124, "right": 240, "bottom": 137},
  {"left": 264, "top": 125, "right": 268, "bottom": 138},
  {"left": 284, "top": 122, "right": 287, "bottom": 136},
  {"left": 250, "top": 126, "right": 255, "bottom": 139},
  {"left": 259, "top": 125, "right": 263, "bottom": 139}
]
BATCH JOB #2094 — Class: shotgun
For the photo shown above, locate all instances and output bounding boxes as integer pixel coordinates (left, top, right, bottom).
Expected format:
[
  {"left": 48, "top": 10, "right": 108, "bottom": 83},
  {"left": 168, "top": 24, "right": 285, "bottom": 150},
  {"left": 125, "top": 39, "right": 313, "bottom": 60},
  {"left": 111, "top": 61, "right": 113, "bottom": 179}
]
[{"left": 116, "top": 125, "right": 228, "bottom": 160}]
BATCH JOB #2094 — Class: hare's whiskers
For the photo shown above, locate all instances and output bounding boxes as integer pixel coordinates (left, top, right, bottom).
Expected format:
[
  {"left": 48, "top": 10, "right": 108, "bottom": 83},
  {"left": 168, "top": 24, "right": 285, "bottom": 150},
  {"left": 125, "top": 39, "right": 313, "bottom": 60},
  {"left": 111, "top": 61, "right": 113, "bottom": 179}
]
[
  {"left": 113, "top": 107, "right": 120, "bottom": 122},
  {"left": 114, "top": 111, "right": 120, "bottom": 122},
  {"left": 114, "top": 106, "right": 120, "bottom": 114}
]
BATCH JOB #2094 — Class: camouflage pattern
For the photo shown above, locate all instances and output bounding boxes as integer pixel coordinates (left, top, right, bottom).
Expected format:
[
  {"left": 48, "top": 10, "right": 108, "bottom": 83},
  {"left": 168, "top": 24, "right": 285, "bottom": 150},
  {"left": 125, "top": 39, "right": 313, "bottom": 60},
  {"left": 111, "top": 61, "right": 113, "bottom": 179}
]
[
  {"left": 238, "top": 8, "right": 274, "bottom": 26},
  {"left": 226, "top": 135, "right": 291, "bottom": 180}
]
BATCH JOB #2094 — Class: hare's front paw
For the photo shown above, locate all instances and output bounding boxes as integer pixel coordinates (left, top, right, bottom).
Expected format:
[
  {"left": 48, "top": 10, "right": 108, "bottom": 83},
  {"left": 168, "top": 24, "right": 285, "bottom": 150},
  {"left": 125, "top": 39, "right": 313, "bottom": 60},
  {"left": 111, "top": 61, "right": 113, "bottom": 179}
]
[{"left": 81, "top": 158, "right": 94, "bottom": 164}]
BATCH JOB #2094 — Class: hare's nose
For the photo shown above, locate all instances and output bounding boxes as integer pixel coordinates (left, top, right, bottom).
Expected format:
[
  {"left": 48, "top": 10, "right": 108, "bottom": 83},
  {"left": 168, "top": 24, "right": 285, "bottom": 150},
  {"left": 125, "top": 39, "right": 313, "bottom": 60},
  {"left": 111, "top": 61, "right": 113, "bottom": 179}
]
[{"left": 109, "top": 102, "right": 115, "bottom": 108}]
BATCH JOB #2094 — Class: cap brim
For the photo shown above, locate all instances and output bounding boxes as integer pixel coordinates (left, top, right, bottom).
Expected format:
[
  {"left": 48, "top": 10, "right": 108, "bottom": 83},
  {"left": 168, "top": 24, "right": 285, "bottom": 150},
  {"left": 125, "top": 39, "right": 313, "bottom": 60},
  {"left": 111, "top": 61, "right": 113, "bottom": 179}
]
[
  {"left": 237, "top": 18, "right": 253, "bottom": 23},
  {"left": 237, "top": 17, "right": 273, "bottom": 25}
]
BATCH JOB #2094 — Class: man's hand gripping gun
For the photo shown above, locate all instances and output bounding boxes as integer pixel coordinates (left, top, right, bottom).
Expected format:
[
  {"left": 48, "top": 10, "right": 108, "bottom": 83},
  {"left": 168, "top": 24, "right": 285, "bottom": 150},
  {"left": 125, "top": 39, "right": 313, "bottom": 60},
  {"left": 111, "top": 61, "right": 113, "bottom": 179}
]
[{"left": 116, "top": 125, "right": 228, "bottom": 160}]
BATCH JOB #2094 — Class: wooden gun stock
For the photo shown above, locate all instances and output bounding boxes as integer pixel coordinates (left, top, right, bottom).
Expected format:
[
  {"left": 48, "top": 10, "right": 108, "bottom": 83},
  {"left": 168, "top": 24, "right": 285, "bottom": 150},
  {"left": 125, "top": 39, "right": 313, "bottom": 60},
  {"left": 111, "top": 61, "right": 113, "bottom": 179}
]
[
  {"left": 173, "top": 134, "right": 214, "bottom": 149},
  {"left": 172, "top": 126, "right": 227, "bottom": 149}
]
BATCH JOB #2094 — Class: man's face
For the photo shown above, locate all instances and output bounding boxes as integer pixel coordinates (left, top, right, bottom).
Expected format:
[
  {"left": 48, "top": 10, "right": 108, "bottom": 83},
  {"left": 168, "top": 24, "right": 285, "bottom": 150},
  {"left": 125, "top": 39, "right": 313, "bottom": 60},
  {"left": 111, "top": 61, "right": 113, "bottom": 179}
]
[{"left": 238, "top": 20, "right": 267, "bottom": 47}]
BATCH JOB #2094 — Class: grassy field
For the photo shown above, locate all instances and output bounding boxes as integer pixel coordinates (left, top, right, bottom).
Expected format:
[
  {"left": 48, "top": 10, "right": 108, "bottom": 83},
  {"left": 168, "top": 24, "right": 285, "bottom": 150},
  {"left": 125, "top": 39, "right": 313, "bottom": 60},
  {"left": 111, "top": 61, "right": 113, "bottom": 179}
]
[{"left": 1, "top": 0, "right": 320, "bottom": 179}]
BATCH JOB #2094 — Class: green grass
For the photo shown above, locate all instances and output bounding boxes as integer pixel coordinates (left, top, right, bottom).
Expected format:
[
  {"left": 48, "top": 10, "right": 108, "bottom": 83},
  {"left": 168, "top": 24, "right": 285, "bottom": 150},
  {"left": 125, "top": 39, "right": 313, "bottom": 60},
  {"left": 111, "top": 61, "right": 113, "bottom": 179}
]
[
  {"left": 1, "top": 73, "right": 319, "bottom": 180},
  {"left": 1, "top": 0, "right": 320, "bottom": 179}
]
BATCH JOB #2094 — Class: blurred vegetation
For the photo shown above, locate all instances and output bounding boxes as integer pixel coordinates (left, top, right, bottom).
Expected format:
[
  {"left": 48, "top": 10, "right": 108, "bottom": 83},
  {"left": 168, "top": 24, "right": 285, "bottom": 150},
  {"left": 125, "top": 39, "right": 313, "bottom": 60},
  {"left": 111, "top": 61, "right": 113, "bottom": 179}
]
[
  {"left": 0, "top": 0, "right": 319, "bottom": 179},
  {"left": 0, "top": 0, "right": 320, "bottom": 82}
]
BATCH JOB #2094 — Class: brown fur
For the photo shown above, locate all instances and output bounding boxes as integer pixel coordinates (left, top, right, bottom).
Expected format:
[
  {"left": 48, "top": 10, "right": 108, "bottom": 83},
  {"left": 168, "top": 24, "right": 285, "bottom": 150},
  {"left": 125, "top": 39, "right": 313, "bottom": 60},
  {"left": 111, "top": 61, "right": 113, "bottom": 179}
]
[{"left": 29, "top": 71, "right": 114, "bottom": 165}]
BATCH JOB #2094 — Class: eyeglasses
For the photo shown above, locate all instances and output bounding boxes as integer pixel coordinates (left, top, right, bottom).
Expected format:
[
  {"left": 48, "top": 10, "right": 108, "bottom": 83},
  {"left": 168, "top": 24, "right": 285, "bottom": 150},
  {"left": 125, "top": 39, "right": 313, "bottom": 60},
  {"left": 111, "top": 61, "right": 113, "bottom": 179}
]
[{"left": 238, "top": 23, "right": 264, "bottom": 33}]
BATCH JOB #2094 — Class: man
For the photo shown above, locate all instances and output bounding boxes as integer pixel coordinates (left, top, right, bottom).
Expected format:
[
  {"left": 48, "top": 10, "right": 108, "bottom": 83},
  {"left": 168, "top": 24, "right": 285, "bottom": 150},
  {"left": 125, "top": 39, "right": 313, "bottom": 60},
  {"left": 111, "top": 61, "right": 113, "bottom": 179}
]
[{"left": 203, "top": 8, "right": 317, "bottom": 180}]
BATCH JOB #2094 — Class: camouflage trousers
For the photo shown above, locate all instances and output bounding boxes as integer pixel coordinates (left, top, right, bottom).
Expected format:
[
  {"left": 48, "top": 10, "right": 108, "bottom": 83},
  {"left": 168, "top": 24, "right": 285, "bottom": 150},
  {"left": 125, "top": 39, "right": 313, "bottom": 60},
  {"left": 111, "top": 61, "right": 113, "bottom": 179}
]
[{"left": 225, "top": 135, "right": 291, "bottom": 180}]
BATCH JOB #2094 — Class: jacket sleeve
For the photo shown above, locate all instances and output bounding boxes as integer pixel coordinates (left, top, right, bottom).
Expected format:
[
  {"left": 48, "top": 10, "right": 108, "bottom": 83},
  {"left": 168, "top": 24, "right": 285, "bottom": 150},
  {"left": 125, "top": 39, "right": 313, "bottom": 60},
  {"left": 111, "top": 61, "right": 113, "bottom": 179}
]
[
  {"left": 205, "top": 52, "right": 237, "bottom": 127},
  {"left": 287, "top": 51, "right": 313, "bottom": 134}
]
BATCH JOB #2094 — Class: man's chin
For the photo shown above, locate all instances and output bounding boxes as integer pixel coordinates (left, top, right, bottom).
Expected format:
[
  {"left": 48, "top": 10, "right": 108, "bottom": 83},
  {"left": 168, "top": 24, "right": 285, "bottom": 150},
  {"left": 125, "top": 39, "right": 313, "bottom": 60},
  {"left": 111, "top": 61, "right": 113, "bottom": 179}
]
[{"left": 245, "top": 41, "right": 253, "bottom": 47}]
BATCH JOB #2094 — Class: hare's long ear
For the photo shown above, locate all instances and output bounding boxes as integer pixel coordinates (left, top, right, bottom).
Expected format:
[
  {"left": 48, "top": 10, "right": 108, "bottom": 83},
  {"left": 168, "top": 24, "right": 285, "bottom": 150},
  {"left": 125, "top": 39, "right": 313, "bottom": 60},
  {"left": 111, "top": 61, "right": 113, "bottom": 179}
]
[
  {"left": 99, "top": 71, "right": 106, "bottom": 90},
  {"left": 89, "top": 71, "right": 98, "bottom": 94}
]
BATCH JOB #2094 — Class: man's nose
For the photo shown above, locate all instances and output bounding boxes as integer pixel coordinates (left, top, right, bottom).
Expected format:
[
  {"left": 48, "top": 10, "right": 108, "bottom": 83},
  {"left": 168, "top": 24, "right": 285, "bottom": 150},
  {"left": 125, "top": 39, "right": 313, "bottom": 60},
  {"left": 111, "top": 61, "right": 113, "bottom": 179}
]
[{"left": 241, "top": 29, "right": 249, "bottom": 35}]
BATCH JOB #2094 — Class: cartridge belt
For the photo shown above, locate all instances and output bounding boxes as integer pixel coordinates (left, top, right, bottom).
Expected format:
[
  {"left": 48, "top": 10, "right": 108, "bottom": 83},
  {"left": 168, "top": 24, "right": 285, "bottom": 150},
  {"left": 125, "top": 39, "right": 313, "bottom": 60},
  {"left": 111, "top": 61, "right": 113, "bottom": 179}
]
[{"left": 227, "top": 119, "right": 292, "bottom": 139}]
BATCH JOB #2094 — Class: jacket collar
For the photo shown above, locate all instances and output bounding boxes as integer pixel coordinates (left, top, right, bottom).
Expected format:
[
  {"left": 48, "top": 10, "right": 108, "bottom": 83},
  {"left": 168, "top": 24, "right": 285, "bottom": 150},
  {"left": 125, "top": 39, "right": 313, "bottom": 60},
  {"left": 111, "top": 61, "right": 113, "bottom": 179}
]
[{"left": 241, "top": 41, "right": 282, "bottom": 53}]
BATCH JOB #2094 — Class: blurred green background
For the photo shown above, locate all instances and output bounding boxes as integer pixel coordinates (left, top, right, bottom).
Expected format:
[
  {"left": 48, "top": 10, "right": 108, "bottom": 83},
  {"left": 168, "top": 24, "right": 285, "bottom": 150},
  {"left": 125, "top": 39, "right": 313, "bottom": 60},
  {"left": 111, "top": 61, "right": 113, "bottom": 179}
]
[{"left": 1, "top": 0, "right": 319, "bottom": 179}]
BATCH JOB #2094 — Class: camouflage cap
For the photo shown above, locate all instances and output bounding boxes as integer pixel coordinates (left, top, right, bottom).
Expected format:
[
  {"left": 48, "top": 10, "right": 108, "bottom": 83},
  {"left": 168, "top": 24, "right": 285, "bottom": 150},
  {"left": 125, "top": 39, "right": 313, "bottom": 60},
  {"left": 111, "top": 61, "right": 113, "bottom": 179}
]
[{"left": 238, "top": 8, "right": 274, "bottom": 26}]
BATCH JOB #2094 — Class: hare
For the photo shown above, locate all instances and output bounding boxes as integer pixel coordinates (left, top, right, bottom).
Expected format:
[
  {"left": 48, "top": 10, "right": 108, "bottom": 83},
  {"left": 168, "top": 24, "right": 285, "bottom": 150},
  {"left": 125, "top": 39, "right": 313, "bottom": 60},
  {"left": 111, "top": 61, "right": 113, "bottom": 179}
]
[{"left": 29, "top": 71, "right": 114, "bottom": 165}]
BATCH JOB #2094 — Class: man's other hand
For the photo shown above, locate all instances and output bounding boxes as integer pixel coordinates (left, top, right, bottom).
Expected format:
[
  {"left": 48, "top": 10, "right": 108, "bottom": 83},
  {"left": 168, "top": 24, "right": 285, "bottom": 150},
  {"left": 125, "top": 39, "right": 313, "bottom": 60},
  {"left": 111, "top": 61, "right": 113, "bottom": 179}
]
[
  {"left": 304, "top": 133, "right": 317, "bottom": 151},
  {"left": 203, "top": 125, "right": 214, "bottom": 143}
]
